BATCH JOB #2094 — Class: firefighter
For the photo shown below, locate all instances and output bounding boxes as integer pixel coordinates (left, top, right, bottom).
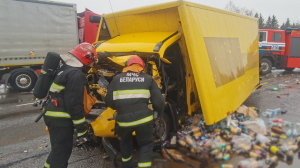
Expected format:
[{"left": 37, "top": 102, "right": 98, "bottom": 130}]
[
  {"left": 43, "top": 43, "right": 97, "bottom": 168},
  {"left": 105, "top": 55, "right": 165, "bottom": 168}
]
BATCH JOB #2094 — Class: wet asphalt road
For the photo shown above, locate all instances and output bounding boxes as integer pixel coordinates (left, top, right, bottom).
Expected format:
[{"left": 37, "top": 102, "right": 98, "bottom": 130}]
[
  {"left": 0, "top": 85, "right": 114, "bottom": 168},
  {"left": 1, "top": 69, "right": 300, "bottom": 168}
]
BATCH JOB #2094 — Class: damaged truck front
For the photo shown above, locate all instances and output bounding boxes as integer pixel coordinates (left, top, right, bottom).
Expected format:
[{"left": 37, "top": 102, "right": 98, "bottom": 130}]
[{"left": 87, "top": 1, "right": 259, "bottom": 161}]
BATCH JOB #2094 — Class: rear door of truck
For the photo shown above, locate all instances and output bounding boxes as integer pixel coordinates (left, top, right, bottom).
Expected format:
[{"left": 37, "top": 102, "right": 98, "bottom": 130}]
[{"left": 178, "top": 2, "right": 259, "bottom": 125}]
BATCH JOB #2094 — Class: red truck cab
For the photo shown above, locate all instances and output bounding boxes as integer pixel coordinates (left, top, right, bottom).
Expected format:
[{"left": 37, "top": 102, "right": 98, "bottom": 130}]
[
  {"left": 259, "top": 28, "right": 300, "bottom": 74},
  {"left": 77, "top": 9, "right": 101, "bottom": 44}
]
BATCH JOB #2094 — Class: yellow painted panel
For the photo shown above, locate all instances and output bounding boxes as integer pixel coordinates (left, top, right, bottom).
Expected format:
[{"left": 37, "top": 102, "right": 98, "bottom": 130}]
[
  {"left": 135, "top": 14, "right": 150, "bottom": 32},
  {"left": 178, "top": 3, "right": 259, "bottom": 125},
  {"left": 97, "top": 1, "right": 259, "bottom": 126},
  {"left": 96, "top": 32, "right": 180, "bottom": 54},
  {"left": 105, "top": 6, "right": 180, "bottom": 35},
  {"left": 91, "top": 108, "right": 118, "bottom": 137},
  {"left": 178, "top": 35, "right": 199, "bottom": 115}
]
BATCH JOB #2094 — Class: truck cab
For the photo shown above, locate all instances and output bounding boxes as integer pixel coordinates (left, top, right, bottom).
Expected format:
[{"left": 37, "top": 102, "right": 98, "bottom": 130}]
[{"left": 259, "top": 28, "right": 300, "bottom": 74}]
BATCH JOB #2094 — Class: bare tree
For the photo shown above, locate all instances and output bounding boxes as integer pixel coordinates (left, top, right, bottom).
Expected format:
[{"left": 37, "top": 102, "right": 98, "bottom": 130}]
[
  {"left": 225, "top": 1, "right": 256, "bottom": 17},
  {"left": 296, "top": 21, "right": 300, "bottom": 29}
]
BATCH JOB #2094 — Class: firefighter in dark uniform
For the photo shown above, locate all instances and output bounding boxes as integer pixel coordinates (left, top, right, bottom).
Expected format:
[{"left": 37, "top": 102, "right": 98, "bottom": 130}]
[
  {"left": 105, "top": 55, "right": 165, "bottom": 168},
  {"left": 43, "top": 43, "right": 97, "bottom": 168}
]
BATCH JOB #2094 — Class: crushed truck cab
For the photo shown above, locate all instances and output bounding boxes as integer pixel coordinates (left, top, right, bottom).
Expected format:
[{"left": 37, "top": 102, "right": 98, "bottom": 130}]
[{"left": 89, "top": 1, "right": 259, "bottom": 139}]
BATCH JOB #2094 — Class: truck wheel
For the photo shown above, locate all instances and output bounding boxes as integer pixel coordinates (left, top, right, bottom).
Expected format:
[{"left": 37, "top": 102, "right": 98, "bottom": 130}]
[
  {"left": 260, "top": 58, "right": 272, "bottom": 75},
  {"left": 284, "top": 68, "right": 295, "bottom": 72},
  {"left": 153, "top": 112, "right": 171, "bottom": 144},
  {"left": 9, "top": 71, "right": 37, "bottom": 91}
]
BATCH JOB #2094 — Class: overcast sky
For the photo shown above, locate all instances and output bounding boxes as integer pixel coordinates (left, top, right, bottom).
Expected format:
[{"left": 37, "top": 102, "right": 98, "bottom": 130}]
[{"left": 57, "top": 0, "right": 299, "bottom": 25}]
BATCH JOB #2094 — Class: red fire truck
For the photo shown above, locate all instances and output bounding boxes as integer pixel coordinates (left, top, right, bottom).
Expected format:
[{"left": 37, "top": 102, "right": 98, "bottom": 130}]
[{"left": 259, "top": 28, "right": 300, "bottom": 74}]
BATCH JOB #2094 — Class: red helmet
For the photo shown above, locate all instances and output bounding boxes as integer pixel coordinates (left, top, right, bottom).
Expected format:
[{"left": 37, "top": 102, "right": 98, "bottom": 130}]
[
  {"left": 69, "top": 43, "right": 97, "bottom": 66},
  {"left": 126, "top": 55, "right": 144, "bottom": 68}
]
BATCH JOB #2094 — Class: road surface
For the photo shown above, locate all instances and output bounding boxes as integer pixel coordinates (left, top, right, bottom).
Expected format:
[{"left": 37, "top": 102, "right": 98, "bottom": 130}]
[{"left": 1, "top": 69, "right": 300, "bottom": 168}]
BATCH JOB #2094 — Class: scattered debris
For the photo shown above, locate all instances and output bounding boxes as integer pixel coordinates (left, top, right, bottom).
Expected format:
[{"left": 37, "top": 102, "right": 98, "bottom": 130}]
[
  {"left": 278, "top": 84, "right": 286, "bottom": 88},
  {"left": 281, "top": 110, "right": 287, "bottom": 114},
  {"left": 286, "top": 85, "right": 298, "bottom": 89},
  {"left": 221, "top": 164, "right": 233, "bottom": 168},
  {"left": 162, "top": 149, "right": 185, "bottom": 161},
  {"left": 236, "top": 105, "right": 258, "bottom": 120},
  {"left": 238, "top": 158, "right": 263, "bottom": 168},
  {"left": 102, "top": 153, "right": 109, "bottom": 159},
  {"left": 272, "top": 88, "right": 280, "bottom": 91},
  {"left": 171, "top": 105, "right": 300, "bottom": 168}
]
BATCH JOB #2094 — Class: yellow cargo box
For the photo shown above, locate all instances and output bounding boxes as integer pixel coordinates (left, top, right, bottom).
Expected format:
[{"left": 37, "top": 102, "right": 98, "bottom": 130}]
[{"left": 92, "top": 0, "right": 259, "bottom": 134}]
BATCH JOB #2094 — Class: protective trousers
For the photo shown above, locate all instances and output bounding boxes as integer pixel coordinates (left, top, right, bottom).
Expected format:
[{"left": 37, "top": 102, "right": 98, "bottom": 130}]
[
  {"left": 118, "top": 120, "right": 154, "bottom": 168},
  {"left": 44, "top": 124, "right": 74, "bottom": 168}
]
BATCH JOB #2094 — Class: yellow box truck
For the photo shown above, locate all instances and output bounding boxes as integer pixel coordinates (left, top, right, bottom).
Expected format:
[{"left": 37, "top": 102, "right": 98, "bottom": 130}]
[{"left": 88, "top": 1, "right": 259, "bottom": 151}]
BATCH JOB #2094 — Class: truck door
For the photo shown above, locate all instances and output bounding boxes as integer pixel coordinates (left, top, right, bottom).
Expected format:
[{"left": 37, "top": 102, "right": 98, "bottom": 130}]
[
  {"left": 269, "top": 31, "right": 285, "bottom": 56},
  {"left": 286, "top": 30, "right": 300, "bottom": 68},
  {"left": 259, "top": 31, "right": 268, "bottom": 55}
]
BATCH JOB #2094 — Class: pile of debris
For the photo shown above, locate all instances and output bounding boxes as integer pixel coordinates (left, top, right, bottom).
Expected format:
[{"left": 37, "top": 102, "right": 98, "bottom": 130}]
[{"left": 164, "top": 105, "right": 300, "bottom": 168}]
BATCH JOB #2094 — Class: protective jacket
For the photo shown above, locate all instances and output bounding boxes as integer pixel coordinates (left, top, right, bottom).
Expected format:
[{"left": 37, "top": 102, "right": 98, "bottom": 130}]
[
  {"left": 44, "top": 64, "right": 87, "bottom": 137},
  {"left": 105, "top": 71, "right": 164, "bottom": 168},
  {"left": 105, "top": 71, "right": 164, "bottom": 126}
]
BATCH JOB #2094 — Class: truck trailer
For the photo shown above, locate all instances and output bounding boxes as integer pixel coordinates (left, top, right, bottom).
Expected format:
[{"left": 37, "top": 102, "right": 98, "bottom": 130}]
[
  {"left": 0, "top": 0, "right": 106, "bottom": 92},
  {"left": 0, "top": 0, "right": 78, "bottom": 91},
  {"left": 85, "top": 1, "right": 259, "bottom": 161}
]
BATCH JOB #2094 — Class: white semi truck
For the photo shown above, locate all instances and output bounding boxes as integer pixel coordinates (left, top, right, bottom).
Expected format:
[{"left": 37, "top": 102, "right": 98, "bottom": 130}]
[{"left": 0, "top": 0, "right": 79, "bottom": 91}]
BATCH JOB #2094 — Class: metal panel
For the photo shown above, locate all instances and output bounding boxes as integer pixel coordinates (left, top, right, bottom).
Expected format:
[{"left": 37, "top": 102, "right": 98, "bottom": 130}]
[
  {"left": 105, "top": 6, "right": 181, "bottom": 37},
  {"left": 100, "top": 1, "right": 259, "bottom": 125},
  {"left": 0, "top": 0, "right": 78, "bottom": 66},
  {"left": 289, "top": 37, "right": 300, "bottom": 58},
  {"left": 96, "top": 32, "right": 180, "bottom": 55},
  {"left": 178, "top": 2, "right": 259, "bottom": 125}
]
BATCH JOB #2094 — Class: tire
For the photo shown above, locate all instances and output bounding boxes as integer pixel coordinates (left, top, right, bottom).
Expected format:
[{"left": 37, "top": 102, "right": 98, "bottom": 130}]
[
  {"left": 260, "top": 58, "right": 272, "bottom": 75},
  {"left": 9, "top": 71, "right": 37, "bottom": 91},
  {"left": 153, "top": 112, "right": 171, "bottom": 145},
  {"left": 284, "top": 68, "right": 295, "bottom": 72}
]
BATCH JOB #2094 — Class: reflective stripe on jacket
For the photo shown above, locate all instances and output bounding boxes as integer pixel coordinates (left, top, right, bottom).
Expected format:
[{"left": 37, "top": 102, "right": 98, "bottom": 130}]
[
  {"left": 105, "top": 72, "right": 164, "bottom": 126},
  {"left": 44, "top": 64, "right": 87, "bottom": 136}
]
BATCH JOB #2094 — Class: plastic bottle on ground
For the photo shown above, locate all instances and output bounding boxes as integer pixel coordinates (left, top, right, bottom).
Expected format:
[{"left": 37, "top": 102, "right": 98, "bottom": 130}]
[
  {"left": 271, "top": 127, "right": 286, "bottom": 135},
  {"left": 269, "top": 146, "right": 285, "bottom": 158},
  {"left": 221, "top": 164, "right": 233, "bottom": 168},
  {"left": 266, "top": 156, "right": 278, "bottom": 167},
  {"left": 286, "top": 149, "right": 294, "bottom": 161},
  {"left": 286, "top": 129, "right": 292, "bottom": 137},
  {"left": 292, "top": 128, "right": 298, "bottom": 137}
]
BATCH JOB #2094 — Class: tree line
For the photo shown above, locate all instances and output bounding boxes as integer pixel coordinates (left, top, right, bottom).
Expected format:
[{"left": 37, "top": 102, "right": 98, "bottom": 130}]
[{"left": 225, "top": 1, "right": 300, "bottom": 30}]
